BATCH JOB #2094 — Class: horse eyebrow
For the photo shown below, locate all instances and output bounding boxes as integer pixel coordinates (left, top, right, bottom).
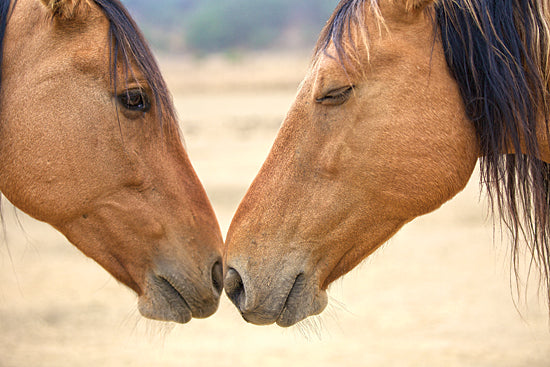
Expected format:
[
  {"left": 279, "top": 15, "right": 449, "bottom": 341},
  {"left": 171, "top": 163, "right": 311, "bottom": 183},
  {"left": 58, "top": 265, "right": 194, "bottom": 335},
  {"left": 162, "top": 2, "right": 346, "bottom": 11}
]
[{"left": 92, "top": 0, "right": 178, "bottom": 134}]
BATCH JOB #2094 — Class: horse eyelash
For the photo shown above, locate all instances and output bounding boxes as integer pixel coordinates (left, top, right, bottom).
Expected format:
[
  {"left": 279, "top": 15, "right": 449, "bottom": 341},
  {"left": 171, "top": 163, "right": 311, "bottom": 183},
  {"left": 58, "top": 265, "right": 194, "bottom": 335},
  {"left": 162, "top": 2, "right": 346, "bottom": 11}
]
[{"left": 316, "top": 86, "right": 354, "bottom": 105}]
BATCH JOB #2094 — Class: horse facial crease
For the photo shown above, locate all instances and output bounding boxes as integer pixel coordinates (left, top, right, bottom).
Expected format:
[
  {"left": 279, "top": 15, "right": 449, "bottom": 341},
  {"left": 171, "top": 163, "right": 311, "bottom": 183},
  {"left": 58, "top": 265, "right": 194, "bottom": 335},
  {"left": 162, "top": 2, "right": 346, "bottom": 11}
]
[
  {"left": 0, "top": 0, "right": 223, "bottom": 323},
  {"left": 224, "top": 0, "right": 481, "bottom": 327}
]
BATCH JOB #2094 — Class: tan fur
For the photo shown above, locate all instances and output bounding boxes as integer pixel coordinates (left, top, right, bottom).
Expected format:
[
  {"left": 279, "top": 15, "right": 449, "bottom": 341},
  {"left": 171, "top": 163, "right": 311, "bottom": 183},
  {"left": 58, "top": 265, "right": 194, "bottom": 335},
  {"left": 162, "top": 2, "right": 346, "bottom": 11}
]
[{"left": 2, "top": 0, "right": 223, "bottom": 323}]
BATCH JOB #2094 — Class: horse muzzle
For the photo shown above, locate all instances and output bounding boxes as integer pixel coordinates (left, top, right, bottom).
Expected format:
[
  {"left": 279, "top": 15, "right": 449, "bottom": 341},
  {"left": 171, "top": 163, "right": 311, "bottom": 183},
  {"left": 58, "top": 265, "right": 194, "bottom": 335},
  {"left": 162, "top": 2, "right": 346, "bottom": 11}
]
[
  {"left": 224, "top": 263, "right": 328, "bottom": 327},
  {"left": 138, "top": 258, "right": 223, "bottom": 323}
]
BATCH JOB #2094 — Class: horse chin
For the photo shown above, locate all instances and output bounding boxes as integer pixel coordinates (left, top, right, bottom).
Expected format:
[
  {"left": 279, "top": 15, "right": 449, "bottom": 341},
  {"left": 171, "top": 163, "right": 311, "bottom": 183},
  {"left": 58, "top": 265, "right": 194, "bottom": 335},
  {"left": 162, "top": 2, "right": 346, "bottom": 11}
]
[{"left": 137, "top": 271, "right": 220, "bottom": 324}]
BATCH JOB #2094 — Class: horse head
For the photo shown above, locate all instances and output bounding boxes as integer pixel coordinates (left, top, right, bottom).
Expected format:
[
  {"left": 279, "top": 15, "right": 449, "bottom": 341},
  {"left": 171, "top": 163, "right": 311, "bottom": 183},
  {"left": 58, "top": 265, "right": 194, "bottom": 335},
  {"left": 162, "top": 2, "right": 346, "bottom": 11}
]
[
  {"left": 224, "top": 0, "right": 481, "bottom": 326},
  {"left": 0, "top": 0, "right": 223, "bottom": 323}
]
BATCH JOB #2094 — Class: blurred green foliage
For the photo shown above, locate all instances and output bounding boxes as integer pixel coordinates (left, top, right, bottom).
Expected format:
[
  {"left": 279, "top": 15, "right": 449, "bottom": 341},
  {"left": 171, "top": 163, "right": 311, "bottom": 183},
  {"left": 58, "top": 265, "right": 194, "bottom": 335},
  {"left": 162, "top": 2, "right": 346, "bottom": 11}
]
[{"left": 121, "top": 0, "right": 338, "bottom": 53}]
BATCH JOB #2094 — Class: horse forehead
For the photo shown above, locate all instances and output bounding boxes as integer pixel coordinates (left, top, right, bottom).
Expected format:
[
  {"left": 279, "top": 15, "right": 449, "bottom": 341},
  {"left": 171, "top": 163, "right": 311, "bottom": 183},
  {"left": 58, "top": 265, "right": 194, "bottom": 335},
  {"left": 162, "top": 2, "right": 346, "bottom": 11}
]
[
  {"left": 9, "top": 0, "right": 112, "bottom": 75},
  {"left": 68, "top": 22, "right": 111, "bottom": 74},
  {"left": 51, "top": 11, "right": 145, "bottom": 86},
  {"left": 71, "top": 42, "right": 125, "bottom": 88}
]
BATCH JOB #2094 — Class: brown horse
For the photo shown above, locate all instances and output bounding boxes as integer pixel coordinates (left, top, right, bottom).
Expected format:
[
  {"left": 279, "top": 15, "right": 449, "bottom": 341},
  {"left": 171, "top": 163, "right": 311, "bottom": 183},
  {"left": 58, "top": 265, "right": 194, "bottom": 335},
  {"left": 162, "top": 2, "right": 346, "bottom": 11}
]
[
  {"left": 224, "top": 0, "right": 550, "bottom": 327},
  {"left": 0, "top": 0, "right": 223, "bottom": 324}
]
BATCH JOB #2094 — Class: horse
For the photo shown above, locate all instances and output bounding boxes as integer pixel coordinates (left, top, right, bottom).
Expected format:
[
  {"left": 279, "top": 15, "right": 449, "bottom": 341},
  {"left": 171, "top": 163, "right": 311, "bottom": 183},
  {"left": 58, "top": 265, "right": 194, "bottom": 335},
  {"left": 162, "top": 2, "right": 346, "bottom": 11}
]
[
  {"left": 0, "top": 0, "right": 224, "bottom": 324},
  {"left": 223, "top": 0, "right": 550, "bottom": 327}
]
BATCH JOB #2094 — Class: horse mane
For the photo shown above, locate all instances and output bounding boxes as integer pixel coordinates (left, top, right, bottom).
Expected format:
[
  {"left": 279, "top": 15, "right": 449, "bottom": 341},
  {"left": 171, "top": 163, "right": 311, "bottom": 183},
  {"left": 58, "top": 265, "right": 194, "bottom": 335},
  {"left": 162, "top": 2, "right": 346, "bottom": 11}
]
[
  {"left": 0, "top": 0, "right": 177, "bottom": 132},
  {"left": 315, "top": 0, "right": 550, "bottom": 310},
  {"left": 435, "top": 0, "right": 550, "bottom": 308}
]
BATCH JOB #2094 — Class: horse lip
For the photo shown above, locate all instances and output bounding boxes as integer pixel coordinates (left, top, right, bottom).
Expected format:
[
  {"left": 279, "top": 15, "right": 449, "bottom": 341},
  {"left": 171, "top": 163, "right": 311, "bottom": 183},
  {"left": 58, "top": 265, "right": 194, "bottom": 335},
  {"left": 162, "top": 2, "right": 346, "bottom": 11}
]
[
  {"left": 276, "top": 272, "right": 307, "bottom": 326},
  {"left": 239, "top": 273, "right": 309, "bottom": 326},
  {"left": 232, "top": 272, "right": 304, "bottom": 326},
  {"left": 157, "top": 276, "right": 192, "bottom": 309},
  {"left": 154, "top": 275, "right": 193, "bottom": 322}
]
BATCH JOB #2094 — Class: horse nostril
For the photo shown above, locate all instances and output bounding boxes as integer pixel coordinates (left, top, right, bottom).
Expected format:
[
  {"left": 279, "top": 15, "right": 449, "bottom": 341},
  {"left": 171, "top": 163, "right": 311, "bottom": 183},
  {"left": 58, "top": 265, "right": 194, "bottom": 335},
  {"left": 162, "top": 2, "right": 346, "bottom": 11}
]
[
  {"left": 211, "top": 260, "right": 224, "bottom": 296},
  {"left": 224, "top": 268, "right": 245, "bottom": 310}
]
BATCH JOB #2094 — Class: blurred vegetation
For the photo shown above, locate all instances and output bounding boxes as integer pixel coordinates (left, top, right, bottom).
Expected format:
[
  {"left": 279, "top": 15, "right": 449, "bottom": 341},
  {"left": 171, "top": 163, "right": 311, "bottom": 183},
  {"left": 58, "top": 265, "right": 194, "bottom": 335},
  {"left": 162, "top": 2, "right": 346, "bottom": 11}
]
[{"left": 121, "top": 0, "right": 338, "bottom": 54}]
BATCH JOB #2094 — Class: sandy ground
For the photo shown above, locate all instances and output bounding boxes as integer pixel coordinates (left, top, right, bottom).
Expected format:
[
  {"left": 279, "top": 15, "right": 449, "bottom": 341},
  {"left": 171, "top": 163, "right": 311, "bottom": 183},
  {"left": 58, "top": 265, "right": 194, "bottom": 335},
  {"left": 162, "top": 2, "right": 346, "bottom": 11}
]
[{"left": 0, "top": 53, "right": 549, "bottom": 366}]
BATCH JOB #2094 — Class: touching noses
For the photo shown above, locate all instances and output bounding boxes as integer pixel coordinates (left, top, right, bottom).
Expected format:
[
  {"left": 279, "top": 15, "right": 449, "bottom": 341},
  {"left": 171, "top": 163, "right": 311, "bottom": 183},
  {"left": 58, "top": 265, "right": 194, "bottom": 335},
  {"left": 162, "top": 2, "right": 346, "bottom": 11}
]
[
  {"left": 224, "top": 268, "right": 246, "bottom": 311},
  {"left": 211, "top": 260, "right": 224, "bottom": 297}
]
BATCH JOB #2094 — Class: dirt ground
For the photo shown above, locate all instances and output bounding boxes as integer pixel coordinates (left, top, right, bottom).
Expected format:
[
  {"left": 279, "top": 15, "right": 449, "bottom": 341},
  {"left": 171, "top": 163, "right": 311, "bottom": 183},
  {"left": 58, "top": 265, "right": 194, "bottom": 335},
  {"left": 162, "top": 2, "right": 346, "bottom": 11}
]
[{"left": 0, "top": 53, "right": 549, "bottom": 367}]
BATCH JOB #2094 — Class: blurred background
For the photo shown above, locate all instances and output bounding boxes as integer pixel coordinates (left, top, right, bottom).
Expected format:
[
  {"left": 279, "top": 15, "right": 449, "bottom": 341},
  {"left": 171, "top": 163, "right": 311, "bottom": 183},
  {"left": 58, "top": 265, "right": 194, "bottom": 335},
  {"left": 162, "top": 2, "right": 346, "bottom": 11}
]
[
  {"left": 121, "top": 0, "right": 336, "bottom": 55},
  {"left": 1, "top": 1, "right": 550, "bottom": 366}
]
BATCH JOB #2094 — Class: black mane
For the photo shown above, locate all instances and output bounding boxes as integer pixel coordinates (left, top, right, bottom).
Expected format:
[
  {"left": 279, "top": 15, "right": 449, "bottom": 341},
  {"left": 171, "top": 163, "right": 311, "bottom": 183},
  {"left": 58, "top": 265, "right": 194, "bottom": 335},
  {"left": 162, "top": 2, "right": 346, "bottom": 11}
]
[{"left": 436, "top": 0, "right": 550, "bottom": 304}]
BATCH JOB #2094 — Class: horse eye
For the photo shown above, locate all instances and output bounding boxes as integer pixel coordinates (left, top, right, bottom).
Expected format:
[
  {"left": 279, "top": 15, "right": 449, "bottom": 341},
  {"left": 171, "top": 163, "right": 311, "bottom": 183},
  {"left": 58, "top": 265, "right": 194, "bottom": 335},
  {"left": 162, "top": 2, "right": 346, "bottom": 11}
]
[
  {"left": 117, "top": 89, "right": 151, "bottom": 112},
  {"left": 316, "top": 86, "right": 354, "bottom": 106}
]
